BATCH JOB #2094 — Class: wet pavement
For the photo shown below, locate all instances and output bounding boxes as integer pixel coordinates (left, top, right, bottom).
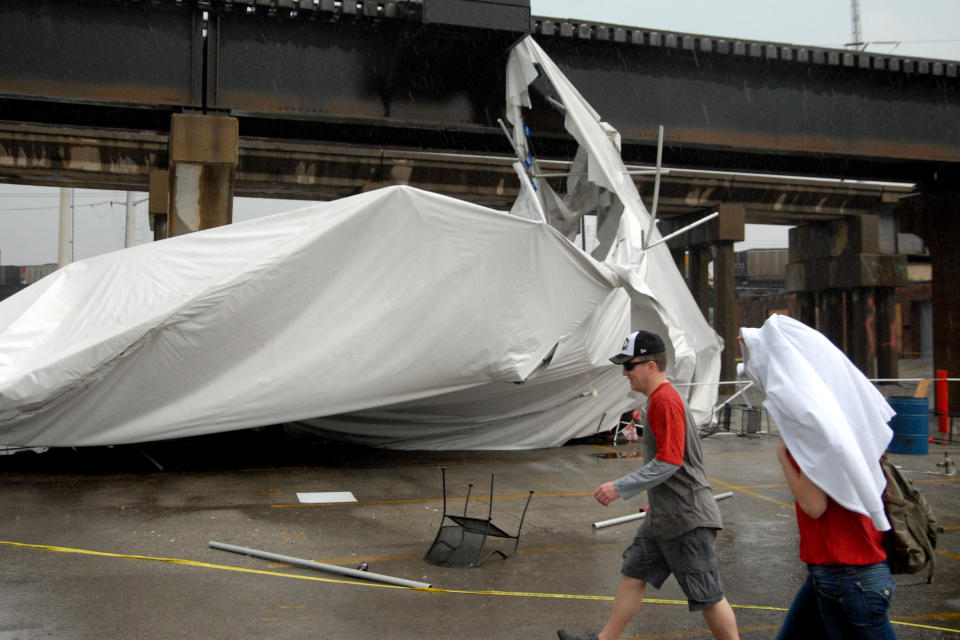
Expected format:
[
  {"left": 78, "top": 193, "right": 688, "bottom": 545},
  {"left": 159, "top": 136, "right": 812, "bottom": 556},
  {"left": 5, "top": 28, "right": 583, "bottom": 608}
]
[{"left": 2, "top": 416, "right": 957, "bottom": 640}]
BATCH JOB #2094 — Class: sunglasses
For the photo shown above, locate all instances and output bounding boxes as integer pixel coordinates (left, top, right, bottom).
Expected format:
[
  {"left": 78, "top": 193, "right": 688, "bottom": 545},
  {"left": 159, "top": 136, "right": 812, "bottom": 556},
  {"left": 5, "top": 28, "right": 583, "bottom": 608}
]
[{"left": 622, "top": 359, "right": 654, "bottom": 371}]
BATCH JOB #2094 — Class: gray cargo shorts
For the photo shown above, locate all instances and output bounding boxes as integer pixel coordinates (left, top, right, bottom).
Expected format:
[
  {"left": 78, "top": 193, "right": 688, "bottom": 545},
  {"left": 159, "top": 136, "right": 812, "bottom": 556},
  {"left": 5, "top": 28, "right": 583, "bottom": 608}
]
[{"left": 621, "top": 526, "right": 724, "bottom": 611}]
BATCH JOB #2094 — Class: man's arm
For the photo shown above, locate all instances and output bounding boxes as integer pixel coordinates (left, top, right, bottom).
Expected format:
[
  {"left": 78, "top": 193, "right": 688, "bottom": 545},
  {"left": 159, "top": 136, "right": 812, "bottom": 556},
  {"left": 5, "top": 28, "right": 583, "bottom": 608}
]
[{"left": 594, "top": 458, "right": 681, "bottom": 505}]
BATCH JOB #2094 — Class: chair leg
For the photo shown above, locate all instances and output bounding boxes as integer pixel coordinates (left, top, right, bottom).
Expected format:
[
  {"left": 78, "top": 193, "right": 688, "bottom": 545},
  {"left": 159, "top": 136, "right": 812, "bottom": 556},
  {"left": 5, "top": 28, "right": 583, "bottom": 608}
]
[{"left": 511, "top": 490, "right": 535, "bottom": 555}]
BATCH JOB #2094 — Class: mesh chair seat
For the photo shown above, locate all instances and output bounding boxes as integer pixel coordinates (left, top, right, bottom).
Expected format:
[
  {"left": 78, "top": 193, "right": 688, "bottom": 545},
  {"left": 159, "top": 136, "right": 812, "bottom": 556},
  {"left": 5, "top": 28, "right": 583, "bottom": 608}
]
[{"left": 424, "top": 467, "right": 534, "bottom": 568}]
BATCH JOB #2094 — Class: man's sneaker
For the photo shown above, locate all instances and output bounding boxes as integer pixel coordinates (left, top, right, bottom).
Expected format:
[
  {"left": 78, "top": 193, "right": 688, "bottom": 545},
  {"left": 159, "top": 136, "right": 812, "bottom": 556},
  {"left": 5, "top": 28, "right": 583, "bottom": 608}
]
[{"left": 557, "top": 630, "right": 598, "bottom": 640}]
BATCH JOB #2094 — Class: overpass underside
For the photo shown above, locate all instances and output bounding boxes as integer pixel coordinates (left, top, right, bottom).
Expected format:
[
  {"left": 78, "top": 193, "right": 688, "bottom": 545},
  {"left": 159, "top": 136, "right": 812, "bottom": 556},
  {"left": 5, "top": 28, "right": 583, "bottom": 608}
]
[{"left": 1, "top": 0, "right": 959, "bottom": 404}]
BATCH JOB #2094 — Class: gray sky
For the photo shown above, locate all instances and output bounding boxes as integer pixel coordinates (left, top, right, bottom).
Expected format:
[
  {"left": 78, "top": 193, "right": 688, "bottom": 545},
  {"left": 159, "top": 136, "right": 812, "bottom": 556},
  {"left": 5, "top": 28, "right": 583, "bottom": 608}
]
[{"left": 2, "top": 0, "right": 957, "bottom": 265}]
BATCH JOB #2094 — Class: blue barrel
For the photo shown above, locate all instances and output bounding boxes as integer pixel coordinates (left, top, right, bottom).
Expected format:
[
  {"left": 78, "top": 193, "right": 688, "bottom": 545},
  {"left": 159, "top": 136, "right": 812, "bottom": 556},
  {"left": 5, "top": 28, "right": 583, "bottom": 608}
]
[{"left": 887, "top": 397, "right": 930, "bottom": 455}]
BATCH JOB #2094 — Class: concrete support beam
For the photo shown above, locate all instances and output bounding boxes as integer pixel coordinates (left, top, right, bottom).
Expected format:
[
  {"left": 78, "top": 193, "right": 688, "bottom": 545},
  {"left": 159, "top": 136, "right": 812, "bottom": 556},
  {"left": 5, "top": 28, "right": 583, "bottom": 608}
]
[
  {"left": 714, "top": 242, "right": 738, "bottom": 381},
  {"left": 846, "top": 288, "right": 877, "bottom": 378},
  {"left": 661, "top": 203, "right": 746, "bottom": 246},
  {"left": 168, "top": 113, "right": 239, "bottom": 236},
  {"left": 663, "top": 203, "right": 745, "bottom": 380},
  {"left": 0, "top": 122, "right": 916, "bottom": 217},
  {"left": 876, "top": 287, "right": 898, "bottom": 379},
  {"left": 689, "top": 246, "right": 711, "bottom": 319},
  {"left": 786, "top": 215, "right": 906, "bottom": 377},
  {"left": 797, "top": 291, "right": 816, "bottom": 328},
  {"left": 899, "top": 189, "right": 960, "bottom": 409},
  {"left": 820, "top": 290, "right": 845, "bottom": 352},
  {"left": 148, "top": 169, "right": 169, "bottom": 242},
  {"left": 671, "top": 247, "right": 686, "bottom": 279}
]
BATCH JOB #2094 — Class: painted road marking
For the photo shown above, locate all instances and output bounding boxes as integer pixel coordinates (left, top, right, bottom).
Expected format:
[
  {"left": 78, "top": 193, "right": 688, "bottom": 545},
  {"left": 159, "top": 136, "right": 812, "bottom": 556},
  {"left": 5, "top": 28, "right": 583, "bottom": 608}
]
[{"left": 2, "top": 540, "right": 957, "bottom": 635}]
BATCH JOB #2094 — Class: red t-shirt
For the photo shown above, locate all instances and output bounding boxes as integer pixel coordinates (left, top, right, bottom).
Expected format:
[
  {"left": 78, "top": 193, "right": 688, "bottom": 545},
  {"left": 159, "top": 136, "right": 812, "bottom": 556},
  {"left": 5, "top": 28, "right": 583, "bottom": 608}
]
[
  {"left": 789, "top": 457, "right": 886, "bottom": 566},
  {"left": 646, "top": 383, "right": 686, "bottom": 466}
]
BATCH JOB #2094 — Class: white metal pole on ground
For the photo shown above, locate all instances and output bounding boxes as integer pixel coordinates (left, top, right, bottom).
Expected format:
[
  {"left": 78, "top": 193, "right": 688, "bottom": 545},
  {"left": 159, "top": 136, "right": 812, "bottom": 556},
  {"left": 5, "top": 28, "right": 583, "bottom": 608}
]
[
  {"left": 208, "top": 540, "right": 432, "bottom": 589},
  {"left": 592, "top": 491, "right": 734, "bottom": 529},
  {"left": 125, "top": 191, "right": 137, "bottom": 248},
  {"left": 57, "top": 188, "right": 73, "bottom": 267}
]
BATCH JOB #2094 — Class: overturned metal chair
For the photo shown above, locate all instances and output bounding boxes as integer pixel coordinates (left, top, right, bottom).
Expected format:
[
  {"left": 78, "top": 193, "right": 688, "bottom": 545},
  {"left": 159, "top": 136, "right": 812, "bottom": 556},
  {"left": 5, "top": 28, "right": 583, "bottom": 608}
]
[{"left": 424, "top": 467, "right": 534, "bottom": 568}]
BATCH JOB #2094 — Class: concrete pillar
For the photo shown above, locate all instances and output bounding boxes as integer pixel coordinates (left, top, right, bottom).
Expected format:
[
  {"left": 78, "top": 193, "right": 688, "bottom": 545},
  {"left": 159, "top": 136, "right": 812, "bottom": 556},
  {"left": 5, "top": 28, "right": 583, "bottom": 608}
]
[
  {"left": 168, "top": 113, "right": 239, "bottom": 236},
  {"left": 876, "top": 287, "right": 898, "bottom": 379},
  {"left": 661, "top": 203, "right": 745, "bottom": 380},
  {"left": 714, "top": 204, "right": 746, "bottom": 381},
  {"left": 899, "top": 189, "right": 960, "bottom": 409},
  {"left": 787, "top": 216, "right": 906, "bottom": 377},
  {"left": 846, "top": 287, "right": 877, "bottom": 379},
  {"left": 671, "top": 247, "right": 686, "bottom": 280},
  {"left": 689, "top": 246, "right": 711, "bottom": 319},
  {"left": 714, "top": 241, "right": 738, "bottom": 381},
  {"left": 820, "top": 290, "right": 845, "bottom": 351},
  {"left": 797, "top": 291, "right": 816, "bottom": 328},
  {"left": 148, "top": 169, "right": 169, "bottom": 242},
  {"left": 930, "top": 240, "right": 960, "bottom": 410}
]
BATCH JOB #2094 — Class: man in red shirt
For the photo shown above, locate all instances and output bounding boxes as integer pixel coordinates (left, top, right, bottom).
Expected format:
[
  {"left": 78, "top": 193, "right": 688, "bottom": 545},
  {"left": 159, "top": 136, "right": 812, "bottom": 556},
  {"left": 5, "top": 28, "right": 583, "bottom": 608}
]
[{"left": 558, "top": 330, "right": 740, "bottom": 640}]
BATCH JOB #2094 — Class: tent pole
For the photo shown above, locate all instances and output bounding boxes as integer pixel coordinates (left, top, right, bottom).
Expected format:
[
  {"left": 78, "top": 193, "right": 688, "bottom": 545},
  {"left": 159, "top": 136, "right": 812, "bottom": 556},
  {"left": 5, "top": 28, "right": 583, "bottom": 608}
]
[
  {"left": 209, "top": 541, "right": 431, "bottom": 589},
  {"left": 642, "top": 125, "right": 665, "bottom": 250}
]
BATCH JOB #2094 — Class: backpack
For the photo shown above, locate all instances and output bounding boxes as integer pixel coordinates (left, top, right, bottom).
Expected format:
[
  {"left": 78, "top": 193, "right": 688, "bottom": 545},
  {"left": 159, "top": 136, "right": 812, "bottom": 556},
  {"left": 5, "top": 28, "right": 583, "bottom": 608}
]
[{"left": 880, "top": 456, "right": 942, "bottom": 583}]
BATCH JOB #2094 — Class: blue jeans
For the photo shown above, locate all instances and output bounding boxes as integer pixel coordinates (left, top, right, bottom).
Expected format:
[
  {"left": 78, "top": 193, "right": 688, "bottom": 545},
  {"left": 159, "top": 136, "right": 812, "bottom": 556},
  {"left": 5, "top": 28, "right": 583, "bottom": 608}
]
[{"left": 776, "top": 563, "right": 898, "bottom": 640}]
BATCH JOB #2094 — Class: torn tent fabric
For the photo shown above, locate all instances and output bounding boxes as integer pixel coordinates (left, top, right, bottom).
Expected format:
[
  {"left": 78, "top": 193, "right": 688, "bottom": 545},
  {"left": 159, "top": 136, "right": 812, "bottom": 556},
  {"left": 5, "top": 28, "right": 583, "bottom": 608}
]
[
  {"left": 505, "top": 36, "right": 722, "bottom": 425},
  {"left": 740, "top": 314, "right": 893, "bottom": 530}
]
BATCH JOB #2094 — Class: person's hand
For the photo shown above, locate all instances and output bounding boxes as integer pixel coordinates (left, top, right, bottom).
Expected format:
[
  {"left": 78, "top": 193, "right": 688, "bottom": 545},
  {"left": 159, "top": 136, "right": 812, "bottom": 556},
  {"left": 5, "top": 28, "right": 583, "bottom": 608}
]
[{"left": 594, "top": 482, "right": 620, "bottom": 506}]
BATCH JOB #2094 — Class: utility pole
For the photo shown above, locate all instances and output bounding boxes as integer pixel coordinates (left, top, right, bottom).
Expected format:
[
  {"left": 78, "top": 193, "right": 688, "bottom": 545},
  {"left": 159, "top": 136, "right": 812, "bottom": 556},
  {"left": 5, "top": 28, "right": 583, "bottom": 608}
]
[{"left": 849, "top": 0, "right": 863, "bottom": 49}]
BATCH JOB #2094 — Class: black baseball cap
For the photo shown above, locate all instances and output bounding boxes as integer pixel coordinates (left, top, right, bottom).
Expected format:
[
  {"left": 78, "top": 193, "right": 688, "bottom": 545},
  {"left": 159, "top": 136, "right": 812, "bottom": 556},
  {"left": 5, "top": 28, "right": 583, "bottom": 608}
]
[{"left": 609, "top": 330, "right": 665, "bottom": 364}]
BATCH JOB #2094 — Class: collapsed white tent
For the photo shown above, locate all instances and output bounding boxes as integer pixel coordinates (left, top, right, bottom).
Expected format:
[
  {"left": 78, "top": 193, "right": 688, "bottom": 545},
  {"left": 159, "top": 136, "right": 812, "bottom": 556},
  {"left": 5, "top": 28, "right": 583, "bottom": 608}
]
[{"left": 0, "top": 36, "right": 722, "bottom": 450}]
